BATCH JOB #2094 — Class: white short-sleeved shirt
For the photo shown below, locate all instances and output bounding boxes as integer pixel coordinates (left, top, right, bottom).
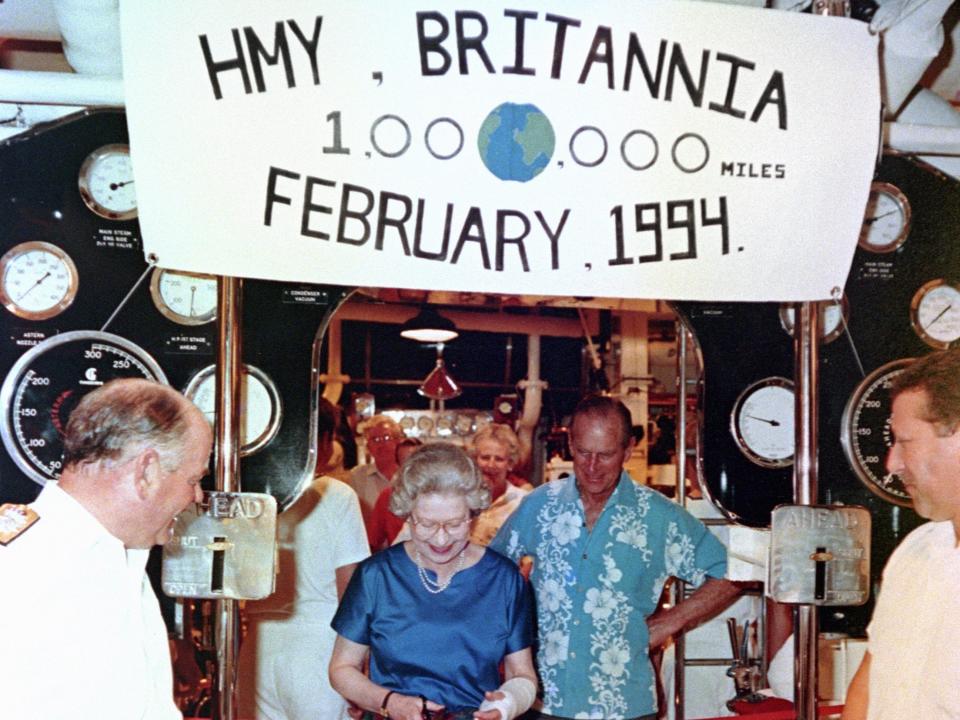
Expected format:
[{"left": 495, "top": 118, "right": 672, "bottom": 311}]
[
  {"left": 0, "top": 483, "right": 180, "bottom": 720},
  {"left": 867, "top": 521, "right": 960, "bottom": 719},
  {"left": 238, "top": 476, "right": 370, "bottom": 720}
]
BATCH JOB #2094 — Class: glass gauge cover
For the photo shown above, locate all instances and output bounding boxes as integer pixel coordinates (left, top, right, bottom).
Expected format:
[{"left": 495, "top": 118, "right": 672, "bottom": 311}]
[
  {"left": 184, "top": 364, "right": 282, "bottom": 457},
  {"left": 779, "top": 297, "right": 849, "bottom": 344},
  {"left": 730, "top": 377, "right": 795, "bottom": 468},
  {"left": 0, "top": 241, "right": 79, "bottom": 321},
  {"left": 858, "top": 181, "right": 910, "bottom": 253},
  {"left": 454, "top": 413, "right": 474, "bottom": 435},
  {"left": 150, "top": 268, "right": 218, "bottom": 326},
  {"left": 910, "top": 279, "right": 960, "bottom": 349},
  {"left": 416, "top": 415, "right": 434, "bottom": 434},
  {"left": 436, "top": 414, "right": 454, "bottom": 436},
  {"left": 78, "top": 143, "right": 138, "bottom": 221},
  {"left": 841, "top": 359, "right": 913, "bottom": 506},
  {"left": 0, "top": 331, "right": 168, "bottom": 486}
]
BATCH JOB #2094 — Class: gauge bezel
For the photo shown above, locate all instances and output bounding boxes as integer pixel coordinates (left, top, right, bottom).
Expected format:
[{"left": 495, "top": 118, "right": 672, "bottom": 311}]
[
  {"left": 857, "top": 181, "right": 910, "bottom": 254},
  {"left": 150, "top": 268, "right": 218, "bottom": 326},
  {"left": 183, "top": 363, "right": 282, "bottom": 457},
  {"left": 909, "top": 278, "right": 960, "bottom": 350},
  {"left": 0, "top": 241, "right": 79, "bottom": 321},
  {"left": 0, "top": 331, "right": 168, "bottom": 486},
  {"left": 730, "top": 376, "right": 795, "bottom": 469},
  {"left": 778, "top": 297, "right": 849, "bottom": 345},
  {"left": 78, "top": 143, "right": 138, "bottom": 221},
  {"left": 840, "top": 358, "right": 914, "bottom": 507}
]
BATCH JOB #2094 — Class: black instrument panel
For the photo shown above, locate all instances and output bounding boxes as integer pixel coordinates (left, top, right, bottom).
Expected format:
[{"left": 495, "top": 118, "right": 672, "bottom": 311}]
[{"left": 0, "top": 108, "right": 342, "bottom": 510}]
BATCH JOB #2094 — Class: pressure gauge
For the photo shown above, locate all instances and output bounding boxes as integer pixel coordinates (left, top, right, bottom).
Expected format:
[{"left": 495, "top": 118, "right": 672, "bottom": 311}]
[
  {"left": 841, "top": 359, "right": 913, "bottom": 506},
  {"left": 779, "top": 297, "right": 849, "bottom": 344},
  {"left": 78, "top": 143, "right": 138, "bottom": 221},
  {"left": 858, "top": 181, "right": 910, "bottom": 253},
  {"left": 150, "top": 268, "right": 218, "bottom": 325},
  {"left": 417, "top": 415, "right": 434, "bottom": 434},
  {"left": 0, "top": 241, "right": 79, "bottom": 321},
  {"left": 398, "top": 415, "right": 416, "bottom": 433},
  {"left": 436, "top": 414, "right": 454, "bottom": 436},
  {"left": 909, "top": 279, "right": 960, "bottom": 349},
  {"left": 455, "top": 413, "right": 474, "bottom": 435},
  {"left": 184, "top": 364, "right": 282, "bottom": 457},
  {"left": 0, "top": 331, "right": 168, "bottom": 486},
  {"left": 730, "top": 377, "right": 795, "bottom": 468}
]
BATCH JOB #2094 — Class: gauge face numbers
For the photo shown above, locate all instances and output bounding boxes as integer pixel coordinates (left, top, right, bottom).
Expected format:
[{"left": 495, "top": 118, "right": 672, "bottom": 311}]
[
  {"left": 779, "top": 298, "right": 849, "bottom": 344},
  {"left": 841, "top": 359, "right": 913, "bottom": 506},
  {"left": 78, "top": 143, "right": 137, "bottom": 221},
  {"left": 0, "top": 241, "right": 79, "bottom": 321},
  {"left": 910, "top": 279, "right": 960, "bottom": 349},
  {"left": 150, "top": 268, "right": 218, "bottom": 326},
  {"left": 0, "top": 331, "right": 167, "bottom": 486},
  {"left": 184, "top": 365, "right": 282, "bottom": 457},
  {"left": 730, "top": 377, "right": 795, "bottom": 468},
  {"left": 858, "top": 182, "right": 910, "bottom": 253}
]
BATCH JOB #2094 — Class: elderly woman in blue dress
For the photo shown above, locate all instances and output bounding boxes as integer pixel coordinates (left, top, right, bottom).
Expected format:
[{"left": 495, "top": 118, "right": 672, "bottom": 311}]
[{"left": 329, "top": 442, "right": 537, "bottom": 720}]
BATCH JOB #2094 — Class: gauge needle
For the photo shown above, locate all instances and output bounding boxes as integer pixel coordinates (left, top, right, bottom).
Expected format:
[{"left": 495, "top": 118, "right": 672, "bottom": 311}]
[
  {"left": 927, "top": 304, "right": 952, "bottom": 327},
  {"left": 746, "top": 415, "right": 780, "bottom": 426},
  {"left": 15, "top": 271, "right": 51, "bottom": 301},
  {"left": 864, "top": 210, "right": 896, "bottom": 225},
  {"left": 110, "top": 179, "right": 134, "bottom": 190},
  {"left": 189, "top": 286, "right": 197, "bottom": 316}
]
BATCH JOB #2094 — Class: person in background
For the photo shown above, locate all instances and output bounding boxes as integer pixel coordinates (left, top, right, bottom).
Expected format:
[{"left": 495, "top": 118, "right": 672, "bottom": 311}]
[
  {"left": 367, "top": 437, "right": 423, "bottom": 551},
  {"left": 347, "top": 414, "right": 406, "bottom": 529},
  {"left": 469, "top": 423, "right": 531, "bottom": 546},
  {"left": 0, "top": 378, "right": 212, "bottom": 720},
  {"left": 490, "top": 394, "right": 739, "bottom": 720},
  {"left": 330, "top": 443, "right": 538, "bottom": 720},
  {"left": 842, "top": 347, "right": 960, "bottom": 720},
  {"left": 237, "top": 401, "right": 370, "bottom": 720}
]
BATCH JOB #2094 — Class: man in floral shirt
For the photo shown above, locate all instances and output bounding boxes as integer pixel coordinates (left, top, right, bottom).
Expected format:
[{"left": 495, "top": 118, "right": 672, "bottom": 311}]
[{"left": 490, "top": 395, "right": 739, "bottom": 720}]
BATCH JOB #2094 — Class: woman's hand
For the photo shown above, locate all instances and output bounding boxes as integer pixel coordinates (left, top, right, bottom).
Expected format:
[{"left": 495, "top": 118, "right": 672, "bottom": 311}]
[
  {"left": 386, "top": 692, "right": 444, "bottom": 720},
  {"left": 473, "top": 689, "right": 507, "bottom": 720}
]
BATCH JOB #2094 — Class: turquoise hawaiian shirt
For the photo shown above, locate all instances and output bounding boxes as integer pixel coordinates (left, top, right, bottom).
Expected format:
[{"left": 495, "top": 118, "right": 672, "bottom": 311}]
[{"left": 489, "top": 472, "right": 727, "bottom": 719}]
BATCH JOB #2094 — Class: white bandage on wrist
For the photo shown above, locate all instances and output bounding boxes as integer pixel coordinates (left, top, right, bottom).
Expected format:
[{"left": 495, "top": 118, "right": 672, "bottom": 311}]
[{"left": 477, "top": 676, "right": 537, "bottom": 720}]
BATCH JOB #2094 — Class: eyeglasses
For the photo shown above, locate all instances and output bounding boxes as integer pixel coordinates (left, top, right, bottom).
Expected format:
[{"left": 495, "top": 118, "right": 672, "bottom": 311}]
[
  {"left": 409, "top": 514, "right": 472, "bottom": 537},
  {"left": 367, "top": 434, "right": 401, "bottom": 445}
]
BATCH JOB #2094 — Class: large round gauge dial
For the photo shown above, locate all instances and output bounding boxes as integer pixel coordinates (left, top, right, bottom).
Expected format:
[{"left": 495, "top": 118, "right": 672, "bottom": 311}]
[
  {"left": 841, "top": 358, "right": 913, "bottom": 506},
  {"left": 78, "top": 143, "right": 138, "bottom": 221},
  {"left": 779, "top": 297, "right": 849, "bottom": 345},
  {"left": 0, "top": 331, "right": 168, "bottom": 486},
  {"left": 0, "top": 241, "right": 79, "bottom": 321},
  {"left": 858, "top": 181, "right": 910, "bottom": 253},
  {"left": 184, "top": 364, "right": 282, "bottom": 457},
  {"left": 150, "top": 268, "right": 218, "bottom": 325},
  {"left": 730, "top": 377, "right": 795, "bottom": 468},
  {"left": 910, "top": 279, "right": 960, "bottom": 349}
]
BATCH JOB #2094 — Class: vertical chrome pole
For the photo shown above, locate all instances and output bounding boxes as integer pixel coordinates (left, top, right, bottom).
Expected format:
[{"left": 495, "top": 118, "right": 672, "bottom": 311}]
[
  {"left": 215, "top": 276, "right": 243, "bottom": 720},
  {"left": 793, "top": 302, "right": 819, "bottom": 720},
  {"left": 673, "top": 323, "right": 689, "bottom": 720}
]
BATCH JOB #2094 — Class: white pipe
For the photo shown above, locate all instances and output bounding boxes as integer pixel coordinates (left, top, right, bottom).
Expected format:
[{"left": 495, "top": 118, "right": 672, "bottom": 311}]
[
  {"left": 321, "top": 317, "right": 349, "bottom": 406},
  {"left": 0, "top": 69, "right": 123, "bottom": 106},
  {"left": 516, "top": 335, "right": 545, "bottom": 469},
  {"left": 885, "top": 121, "right": 960, "bottom": 155}
]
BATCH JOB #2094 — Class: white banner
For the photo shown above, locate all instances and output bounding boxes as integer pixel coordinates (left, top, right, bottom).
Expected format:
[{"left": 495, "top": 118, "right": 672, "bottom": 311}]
[{"left": 120, "top": 1, "right": 880, "bottom": 301}]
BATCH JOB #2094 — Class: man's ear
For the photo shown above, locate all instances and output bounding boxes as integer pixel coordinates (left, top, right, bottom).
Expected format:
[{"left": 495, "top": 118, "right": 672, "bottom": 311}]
[{"left": 133, "top": 448, "right": 163, "bottom": 501}]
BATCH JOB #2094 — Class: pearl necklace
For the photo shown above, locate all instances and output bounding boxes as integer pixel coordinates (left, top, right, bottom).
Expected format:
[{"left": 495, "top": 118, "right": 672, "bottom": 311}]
[{"left": 415, "top": 547, "right": 466, "bottom": 594}]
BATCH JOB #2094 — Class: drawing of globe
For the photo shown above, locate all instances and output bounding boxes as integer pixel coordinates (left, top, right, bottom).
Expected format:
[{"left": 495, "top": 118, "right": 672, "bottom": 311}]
[{"left": 477, "top": 102, "right": 555, "bottom": 182}]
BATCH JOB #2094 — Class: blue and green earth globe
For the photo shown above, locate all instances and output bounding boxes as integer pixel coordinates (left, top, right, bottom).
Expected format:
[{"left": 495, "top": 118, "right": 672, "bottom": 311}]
[{"left": 477, "top": 102, "right": 555, "bottom": 182}]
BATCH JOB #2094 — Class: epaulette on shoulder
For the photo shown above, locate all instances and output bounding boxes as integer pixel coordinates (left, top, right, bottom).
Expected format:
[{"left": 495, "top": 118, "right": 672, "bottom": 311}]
[{"left": 0, "top": 503, "right": 39, "bottom": 545}]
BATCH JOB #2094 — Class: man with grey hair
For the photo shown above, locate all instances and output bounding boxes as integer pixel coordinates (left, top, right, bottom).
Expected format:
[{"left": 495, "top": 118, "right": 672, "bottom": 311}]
[{"left": 0, "top": 378, "right": 213, "bottom": 720}]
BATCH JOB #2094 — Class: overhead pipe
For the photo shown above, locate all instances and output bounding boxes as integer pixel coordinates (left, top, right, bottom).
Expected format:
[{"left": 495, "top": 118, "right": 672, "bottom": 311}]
[{"left": 516, "top": 334, "right": 545, "bottom": 469}]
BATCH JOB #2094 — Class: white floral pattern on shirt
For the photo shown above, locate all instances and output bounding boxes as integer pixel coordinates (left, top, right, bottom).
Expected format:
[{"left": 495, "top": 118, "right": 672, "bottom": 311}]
[{"left": 490, "top": 473, "right": 726, "bottom": 720}]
